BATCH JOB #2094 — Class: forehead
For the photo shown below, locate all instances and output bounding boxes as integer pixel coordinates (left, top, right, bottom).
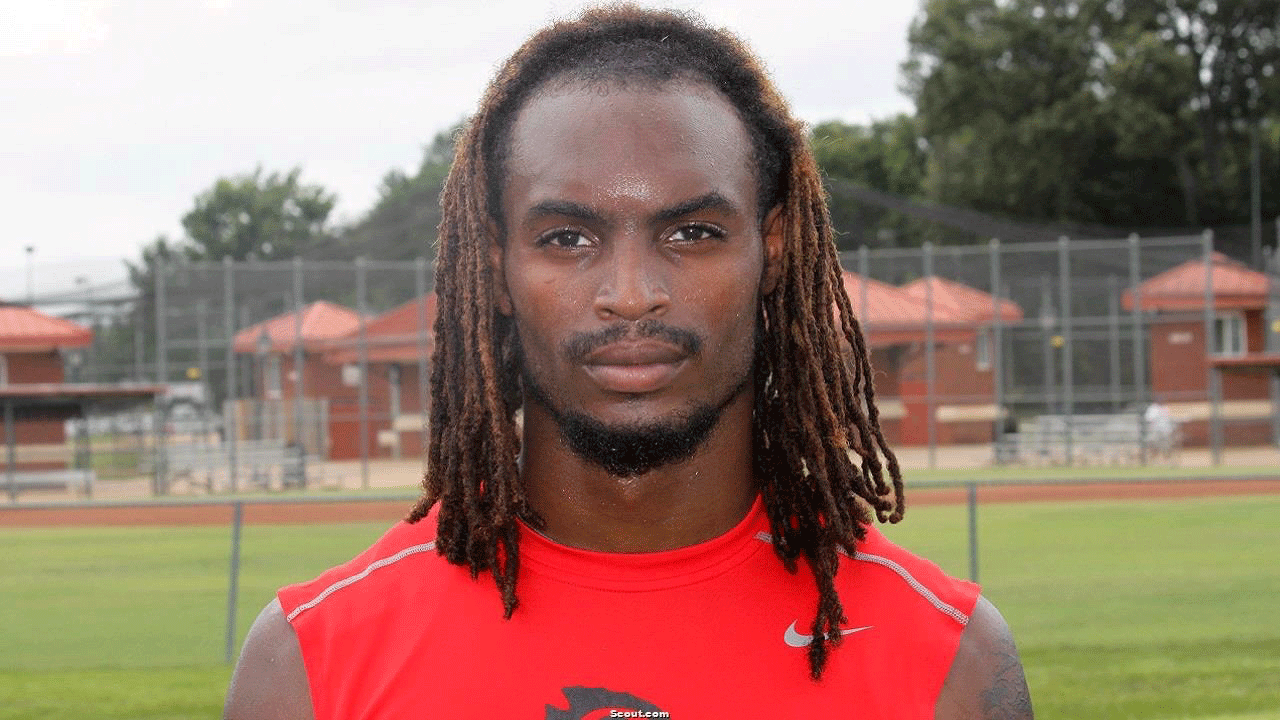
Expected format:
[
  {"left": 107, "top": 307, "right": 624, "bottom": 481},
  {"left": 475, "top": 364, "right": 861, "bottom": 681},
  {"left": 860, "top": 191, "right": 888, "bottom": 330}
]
[{"left": 502, "top": 81, "right": 757, "bottom": 218}]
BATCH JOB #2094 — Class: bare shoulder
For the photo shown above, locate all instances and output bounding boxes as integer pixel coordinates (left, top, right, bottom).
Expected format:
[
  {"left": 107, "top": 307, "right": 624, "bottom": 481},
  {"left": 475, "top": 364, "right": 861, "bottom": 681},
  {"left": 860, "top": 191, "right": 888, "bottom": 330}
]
[
  {"left": 934, "top": 595, "right": 1034, "bottom": 720},
  {"left": 223, "top": 598, "right": 315, "bottom": 720}
]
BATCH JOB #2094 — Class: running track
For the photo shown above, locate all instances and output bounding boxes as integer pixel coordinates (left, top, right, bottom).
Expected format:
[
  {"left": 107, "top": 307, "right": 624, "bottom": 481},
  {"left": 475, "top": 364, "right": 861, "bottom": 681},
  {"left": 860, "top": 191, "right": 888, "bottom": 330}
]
[{"left": 3, "top": 478, "right": 1279, "bottom": 528}]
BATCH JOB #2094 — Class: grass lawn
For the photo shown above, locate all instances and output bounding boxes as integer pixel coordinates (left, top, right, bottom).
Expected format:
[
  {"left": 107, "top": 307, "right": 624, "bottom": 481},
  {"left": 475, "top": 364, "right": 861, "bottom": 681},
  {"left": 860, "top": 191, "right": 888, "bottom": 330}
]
[
  {"left": 2, "top": 496, "right": 1277, "bottom": 719},
  {"left": 881, "top": 496, "right": 1280, "bottom": 720}
]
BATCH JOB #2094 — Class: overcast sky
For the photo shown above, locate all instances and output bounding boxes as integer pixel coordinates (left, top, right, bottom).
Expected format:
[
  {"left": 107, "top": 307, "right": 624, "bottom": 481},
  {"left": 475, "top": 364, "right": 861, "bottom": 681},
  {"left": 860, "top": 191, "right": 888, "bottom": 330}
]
[{"left": 2, "top": 0, "right": 921, "bottom": 299}]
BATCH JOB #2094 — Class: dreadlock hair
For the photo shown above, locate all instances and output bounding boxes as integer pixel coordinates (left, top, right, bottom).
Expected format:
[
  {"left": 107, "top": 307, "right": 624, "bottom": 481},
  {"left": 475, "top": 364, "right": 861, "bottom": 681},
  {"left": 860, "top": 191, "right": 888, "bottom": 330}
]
[{"left": 407, "top": 3, "right": 905, "bottom": 680}]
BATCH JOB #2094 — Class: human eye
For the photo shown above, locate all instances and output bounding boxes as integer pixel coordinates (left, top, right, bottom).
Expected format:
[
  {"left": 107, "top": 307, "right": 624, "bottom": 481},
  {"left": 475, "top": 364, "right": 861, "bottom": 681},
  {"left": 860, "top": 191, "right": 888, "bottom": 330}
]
[
  {"left": 667, "top": 223, "right": 725, "bottom": 245},
  {"left": 535, "top": 228, "right": 593, "bottom": 250}
]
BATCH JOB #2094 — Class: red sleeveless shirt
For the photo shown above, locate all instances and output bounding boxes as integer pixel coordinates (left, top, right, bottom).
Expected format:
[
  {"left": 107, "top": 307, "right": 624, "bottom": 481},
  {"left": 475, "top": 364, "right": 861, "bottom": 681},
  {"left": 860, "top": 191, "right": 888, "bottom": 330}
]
[{"left": 278, "top": 498, "right": 979, "bottom": 719}]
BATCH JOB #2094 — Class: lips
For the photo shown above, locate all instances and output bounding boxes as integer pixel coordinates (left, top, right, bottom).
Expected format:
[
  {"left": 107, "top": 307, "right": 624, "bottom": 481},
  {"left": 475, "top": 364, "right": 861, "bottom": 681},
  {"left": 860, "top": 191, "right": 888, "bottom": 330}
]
[{"left": 581, "top": 341, "right": 688, "bottom": 394}]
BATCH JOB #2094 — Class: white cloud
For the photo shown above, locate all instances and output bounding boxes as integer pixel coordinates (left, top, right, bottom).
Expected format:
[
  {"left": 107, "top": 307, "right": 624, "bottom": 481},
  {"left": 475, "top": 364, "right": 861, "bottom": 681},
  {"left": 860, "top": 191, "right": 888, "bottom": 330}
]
[{"left": 0, "top": 0, "right": 112, "bottom": 58}]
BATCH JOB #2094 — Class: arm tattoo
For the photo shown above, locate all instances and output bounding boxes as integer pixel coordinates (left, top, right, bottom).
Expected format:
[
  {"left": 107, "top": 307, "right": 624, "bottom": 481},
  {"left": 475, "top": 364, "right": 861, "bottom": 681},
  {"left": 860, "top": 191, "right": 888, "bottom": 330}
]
[{"left": 979, "top": 633, "right": 1034, "bottom": 720}]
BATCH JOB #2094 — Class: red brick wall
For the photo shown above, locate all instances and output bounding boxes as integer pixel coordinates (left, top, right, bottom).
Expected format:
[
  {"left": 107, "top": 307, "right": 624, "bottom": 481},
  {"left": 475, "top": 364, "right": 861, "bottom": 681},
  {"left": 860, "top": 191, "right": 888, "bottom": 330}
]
[
  {"left": 885, "top": 338, "right": 993, "bottom": 445},
  {"left": 13, "top": 417, "right": 68, "bottom": 444},
  {"left": 2, "top": 353, "right": 71, "bottom": 470},
  {"left": 868, "top": 347, "right": 902, "bottom": 397},
  {"left": 249, "top": 352, "right": 396, "bottom": 409},
  {"left": 1176, "top": 419, "right": 1275, "bottom": 447},
  {"left": 897, "top": 340, "right": 995, "bottom": 403},
  {"left": 1149, "top": 317, "right": 1271, "bottom": 403},
  {"left": 3, "top": 351, "right": 65, "bottom": 384},
  {"left": 5, "top": 408, "right": 73, "bottom": 471},
  {"left": 297, "top": 355, "right": 348, "bottom": 403},
  {"left": 326, "top": 399, "right": 389, "bottom": 461}
]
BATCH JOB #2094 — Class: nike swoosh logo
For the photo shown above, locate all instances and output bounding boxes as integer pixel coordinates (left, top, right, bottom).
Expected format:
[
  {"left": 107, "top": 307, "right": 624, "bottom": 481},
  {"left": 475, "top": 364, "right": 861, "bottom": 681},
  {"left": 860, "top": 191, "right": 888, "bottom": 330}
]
[{"left": 783, "top": 620, "right": 873, "bottom": 648}]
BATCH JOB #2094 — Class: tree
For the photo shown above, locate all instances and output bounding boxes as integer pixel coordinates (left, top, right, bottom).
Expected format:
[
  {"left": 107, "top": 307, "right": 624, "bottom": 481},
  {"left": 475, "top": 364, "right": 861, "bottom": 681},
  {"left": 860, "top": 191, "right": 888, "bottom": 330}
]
[
  {"left": 126, "top": 166, "right": 337, "bottom": 294},
  {"left": 903, "top": 0, "right": 1280, "bottom": 228},
  {"left": 811, "top": 116, "right": 930, "bottom": 248},
  {"left": 180, "top": 166, "right": 336, "bottom": 261},
  {"left": 119, "top": 169, "right": 337, "bottom": 395},
  {"left": 812, "top": 115, "right": 927, "bottom": 198}
]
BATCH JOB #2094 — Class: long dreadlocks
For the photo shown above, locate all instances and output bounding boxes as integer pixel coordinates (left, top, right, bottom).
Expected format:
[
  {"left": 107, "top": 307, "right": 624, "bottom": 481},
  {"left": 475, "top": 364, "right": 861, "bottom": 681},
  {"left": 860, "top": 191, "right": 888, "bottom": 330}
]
[{"left": 406, "top": 4, "right": 905, "bottom": 680}]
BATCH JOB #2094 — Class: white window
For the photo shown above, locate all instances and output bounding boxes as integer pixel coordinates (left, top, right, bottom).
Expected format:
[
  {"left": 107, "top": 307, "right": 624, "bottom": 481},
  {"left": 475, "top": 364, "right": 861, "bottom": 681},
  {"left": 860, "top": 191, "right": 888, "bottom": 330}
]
[
  {"left": 975, "top": 331, "right": 992, "bottom": 371},
  {"left": 1213, "top": 313, "right": 1247, "bottom": 357}
]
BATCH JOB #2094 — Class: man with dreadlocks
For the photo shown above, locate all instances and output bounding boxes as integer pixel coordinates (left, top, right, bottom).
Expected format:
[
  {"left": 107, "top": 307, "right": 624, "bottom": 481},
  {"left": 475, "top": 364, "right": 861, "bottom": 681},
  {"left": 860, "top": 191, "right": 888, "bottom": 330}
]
[{"left": 226, "top": 6, "right": 1032, "bottom": 719}]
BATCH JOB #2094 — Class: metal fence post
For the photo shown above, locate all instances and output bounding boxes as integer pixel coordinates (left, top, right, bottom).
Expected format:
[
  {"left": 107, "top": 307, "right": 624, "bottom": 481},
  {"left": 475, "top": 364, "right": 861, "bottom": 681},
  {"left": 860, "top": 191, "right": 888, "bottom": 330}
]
[
  {"left": 1107, "top": 275, "right": 1121, "bottom": 410},
  {"left": 989, "top": 239, "right": 1005, "bottom": 461},
  {"left": 293, "top": 257, "right": 306, "bottom": 483},
  {"left": 224, "top": 257, "right": 239, "bottom": 493},
  {"left": 1266, "top": 246, "right": 1280, "bottom": 447},
  {"left": 154, "top": 257, "right": 168, "bottom": 495},
  {"left": 133, "top": 304, "right": 144, "bottom": 382},
  {"left": 357, "top": 257, "right": 370, "bottom": 489},
  {"left": 1040, "top": 274, "right": 1056, "bottom": 416},
  {"left": 224, "top": 500, "right": 244, "bottom": 664},
  {"left": 1203, "top": 230, "right": 1222, "bottom": 464},
  {"left": 1059, "top": 237, "right": 1075, "bottom": 464},
  {"left": 195, "top": 295, "right": 210, "bottom": 392},
  {"left": 196, "top": 298, "right": 211, "bottom": 489},
  {"left": 923, "top": 242, "right": 936, "bottom": 469},
  {"left": 4, "top": 400, "right": 15, "bottom": 502},
  {"left": 1129, "top": 234, "right": 1147, "bottom": 464}
]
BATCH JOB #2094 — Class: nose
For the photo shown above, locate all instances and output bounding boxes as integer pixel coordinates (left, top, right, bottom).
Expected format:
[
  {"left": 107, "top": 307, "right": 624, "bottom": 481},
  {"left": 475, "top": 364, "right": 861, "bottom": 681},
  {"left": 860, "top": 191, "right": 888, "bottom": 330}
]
[{"left": 593, "top": 239, "right": 670, "bottom": 321}]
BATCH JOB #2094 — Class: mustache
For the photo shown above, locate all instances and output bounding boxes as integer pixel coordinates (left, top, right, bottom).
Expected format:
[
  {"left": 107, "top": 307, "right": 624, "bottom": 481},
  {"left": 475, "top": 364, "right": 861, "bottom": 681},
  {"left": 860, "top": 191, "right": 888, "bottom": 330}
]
[{"left": 564, "top": 318, "right": 703, "bottom": 362}]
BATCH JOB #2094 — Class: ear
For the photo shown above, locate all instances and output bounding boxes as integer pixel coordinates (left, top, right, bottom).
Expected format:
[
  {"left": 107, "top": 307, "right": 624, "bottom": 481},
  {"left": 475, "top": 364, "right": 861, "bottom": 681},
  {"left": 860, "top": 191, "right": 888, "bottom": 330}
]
[
  {"left": 759, "top": 205, "right": 784, "bottom": 296},
  {"left": 488, "top": 222, "right": 513, "bottom": 316}
]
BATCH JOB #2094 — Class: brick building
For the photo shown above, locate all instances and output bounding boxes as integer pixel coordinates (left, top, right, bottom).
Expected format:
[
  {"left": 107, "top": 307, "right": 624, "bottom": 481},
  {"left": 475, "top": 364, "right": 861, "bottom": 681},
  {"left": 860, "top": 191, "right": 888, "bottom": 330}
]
[
  {"left": 1123, "top": 252, "right": 1279, "bottom": 446},
  {"left": 231, "top": 301, "right": 362, "bottom": 454},
  {"left": 324, "top": 293, "right": 437, "bottom": 460},
  {"left": 0, "top": 304, "right": 92, "bottom": 470},
  {"left": 841, "top": 272, "right": 1024, "bottom": 446}
]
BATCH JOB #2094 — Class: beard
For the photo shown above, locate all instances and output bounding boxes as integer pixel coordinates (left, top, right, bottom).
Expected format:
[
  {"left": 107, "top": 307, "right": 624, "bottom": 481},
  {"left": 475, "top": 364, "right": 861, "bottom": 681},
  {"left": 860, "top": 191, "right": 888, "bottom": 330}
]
[{"left": 518, "top": 318, "right": 754, "bottom": 477}]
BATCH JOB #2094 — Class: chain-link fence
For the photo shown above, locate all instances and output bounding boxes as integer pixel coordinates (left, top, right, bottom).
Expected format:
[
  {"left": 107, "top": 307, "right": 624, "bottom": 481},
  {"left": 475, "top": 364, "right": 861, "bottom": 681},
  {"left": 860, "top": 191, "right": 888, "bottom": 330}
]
[{"left": 11, "top": 229, "right": 1279, "bottom": 498}]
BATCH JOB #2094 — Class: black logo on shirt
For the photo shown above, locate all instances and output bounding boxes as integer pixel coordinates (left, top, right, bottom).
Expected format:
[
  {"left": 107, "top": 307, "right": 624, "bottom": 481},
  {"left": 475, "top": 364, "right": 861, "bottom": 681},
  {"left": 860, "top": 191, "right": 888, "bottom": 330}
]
[{"left": 545, "top": 686, "right": 669, "bottom": 719}]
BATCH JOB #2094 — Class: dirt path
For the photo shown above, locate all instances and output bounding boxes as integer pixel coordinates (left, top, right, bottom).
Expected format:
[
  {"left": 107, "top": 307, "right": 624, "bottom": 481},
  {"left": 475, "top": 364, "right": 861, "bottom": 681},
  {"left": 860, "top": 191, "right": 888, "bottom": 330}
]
[{"left": 3, "top": 477, "right": 1279, "bottom": 528}]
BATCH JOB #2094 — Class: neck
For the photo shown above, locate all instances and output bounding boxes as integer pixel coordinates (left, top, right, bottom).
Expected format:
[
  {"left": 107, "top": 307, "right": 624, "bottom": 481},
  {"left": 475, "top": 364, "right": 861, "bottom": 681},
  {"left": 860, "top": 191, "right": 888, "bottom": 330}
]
[{"left": 519, "top": 391, "right": 757, "bottom": 553}]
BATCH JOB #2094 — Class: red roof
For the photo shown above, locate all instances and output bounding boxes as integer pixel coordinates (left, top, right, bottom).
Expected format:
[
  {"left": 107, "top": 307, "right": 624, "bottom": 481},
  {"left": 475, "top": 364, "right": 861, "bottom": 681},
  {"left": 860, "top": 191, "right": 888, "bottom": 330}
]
[
  {"left": 232, "top": 301, "right": 362, "bottom": 354},
  {"left": 839, "top": 271, "right": 973, "bottom": 346},
  {"left": 325, "top": 293, "right": 438, "bottom": 364},
  {"left": 0, "top": 304, "right": 92, "bottom": 351},
  {"left": 900, "top": 276, "right": 1024, "bottom": 324},
  {"left": 1123, "top": 252, "right": 1270, "bottom": 312}
]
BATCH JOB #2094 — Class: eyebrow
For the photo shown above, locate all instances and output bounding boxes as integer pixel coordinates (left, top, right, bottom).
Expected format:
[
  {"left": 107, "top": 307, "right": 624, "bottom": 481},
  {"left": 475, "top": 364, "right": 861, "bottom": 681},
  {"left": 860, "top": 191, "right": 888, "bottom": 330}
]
[
  {"left": 652, "top": 191, "right": 739, "bottom": 224},
  {"left": 525, "top": 199, "right": 606, "bottom": 224},
  {"left": 524, "top": 191, "right": 740, "bottom": 227}
]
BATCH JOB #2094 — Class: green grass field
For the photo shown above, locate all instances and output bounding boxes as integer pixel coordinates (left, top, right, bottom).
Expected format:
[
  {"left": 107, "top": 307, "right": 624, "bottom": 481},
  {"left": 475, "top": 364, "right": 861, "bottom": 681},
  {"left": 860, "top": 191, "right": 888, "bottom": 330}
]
[{"left": 2, "top": 494, "right": 1277, "bottom": 719}]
